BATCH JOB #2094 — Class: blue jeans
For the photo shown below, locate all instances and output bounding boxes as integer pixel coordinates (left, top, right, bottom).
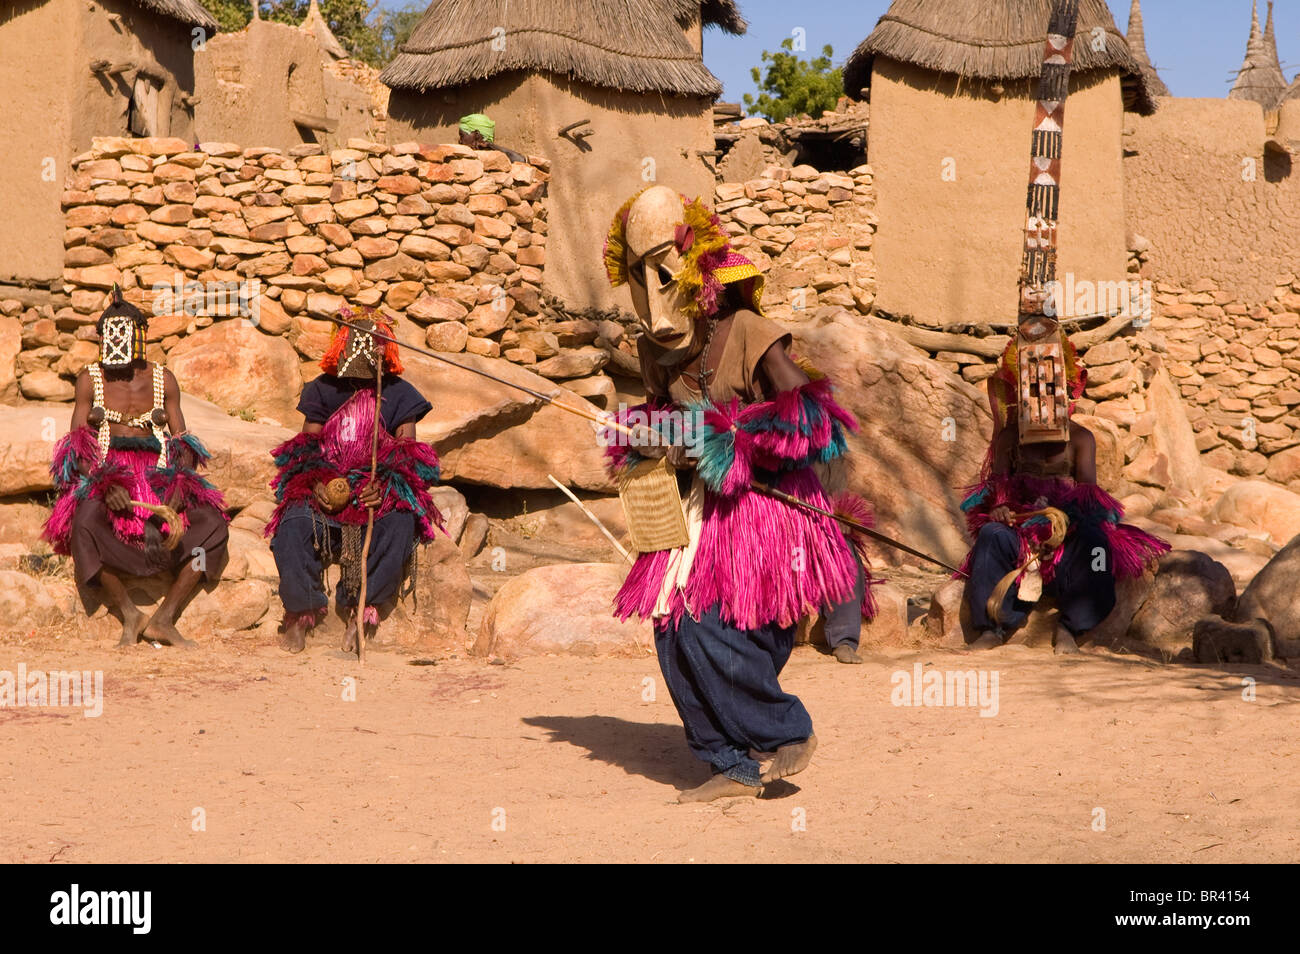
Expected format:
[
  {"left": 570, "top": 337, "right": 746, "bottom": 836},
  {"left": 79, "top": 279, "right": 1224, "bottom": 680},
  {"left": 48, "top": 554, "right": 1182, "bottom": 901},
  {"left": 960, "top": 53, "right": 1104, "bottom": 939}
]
[
  {"left": 270, "top": 503, "right": 415, "bottom": 613},
  {"left": 822, "top": 557, "right": 866, "bottom": 650},
  {"left": 967, "top": 520, "right": 1116, "bottom": 636},
  {"left": 656, "top": 604, "right": 813, "bottom": 786}
]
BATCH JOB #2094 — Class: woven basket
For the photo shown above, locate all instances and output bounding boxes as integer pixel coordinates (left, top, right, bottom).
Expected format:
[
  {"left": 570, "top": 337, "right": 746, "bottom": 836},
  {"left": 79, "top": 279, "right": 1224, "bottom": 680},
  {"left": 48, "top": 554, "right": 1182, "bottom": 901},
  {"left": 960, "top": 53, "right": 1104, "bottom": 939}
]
[{"left": 617, "top": 458, "right": 688, "bottom": 553}]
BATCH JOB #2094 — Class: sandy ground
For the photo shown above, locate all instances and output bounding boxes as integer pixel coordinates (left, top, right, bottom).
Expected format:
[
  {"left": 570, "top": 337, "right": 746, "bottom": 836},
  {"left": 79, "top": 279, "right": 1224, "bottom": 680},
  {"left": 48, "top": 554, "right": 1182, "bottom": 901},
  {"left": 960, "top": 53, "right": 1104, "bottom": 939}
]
[{"left": 2, "top": 624, "right": 1297, "bottom": 864}]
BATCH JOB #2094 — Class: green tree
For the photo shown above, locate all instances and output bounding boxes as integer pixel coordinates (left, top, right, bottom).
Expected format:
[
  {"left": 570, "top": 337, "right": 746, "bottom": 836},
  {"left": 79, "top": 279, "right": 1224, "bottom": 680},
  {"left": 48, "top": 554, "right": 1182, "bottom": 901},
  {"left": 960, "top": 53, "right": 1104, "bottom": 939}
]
[{"left": 743, "top": 39, "right": 844, "bottom": 123}]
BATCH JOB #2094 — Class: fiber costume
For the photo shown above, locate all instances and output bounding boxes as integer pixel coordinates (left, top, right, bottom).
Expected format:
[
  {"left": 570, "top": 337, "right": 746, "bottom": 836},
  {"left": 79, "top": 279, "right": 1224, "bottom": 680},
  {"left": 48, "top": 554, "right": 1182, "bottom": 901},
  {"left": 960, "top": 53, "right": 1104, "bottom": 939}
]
[
  {"left": 266, "top": 315, "right": 443, "bottom": 638},
  {"left": 604, "top": 187, "right": 872, "bottom": 793},
  {"left": 959, "top": 329, "right": 1168, "bottom": 638},
  {"left": 43, "top": 302, "right": 229, "bottom": 589}
]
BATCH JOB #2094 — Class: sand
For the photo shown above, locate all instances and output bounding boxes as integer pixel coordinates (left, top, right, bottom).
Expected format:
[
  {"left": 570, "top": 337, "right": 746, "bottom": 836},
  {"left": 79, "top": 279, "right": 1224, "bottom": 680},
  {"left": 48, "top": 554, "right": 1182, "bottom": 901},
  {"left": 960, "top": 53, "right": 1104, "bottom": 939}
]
[{"left": 1, "top": 628, "right": 1297, "bottom": 864}]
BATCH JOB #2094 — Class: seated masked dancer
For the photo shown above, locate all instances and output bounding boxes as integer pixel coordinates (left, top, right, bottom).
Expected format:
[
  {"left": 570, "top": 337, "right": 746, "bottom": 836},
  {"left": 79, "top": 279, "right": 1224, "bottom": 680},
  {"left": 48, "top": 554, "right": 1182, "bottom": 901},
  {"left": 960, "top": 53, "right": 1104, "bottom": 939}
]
[
  {"left": 43, "top": 290, "right": 230, "bottom": 648},
  {"left": 266, "top": 310, "right": 443, "bottom": 654},
  {"left": 960, "top": 318, "right": 1168, "bottom": 654},
  {"left": 602, "top": 186, "right": 874, "bottom": 802}
]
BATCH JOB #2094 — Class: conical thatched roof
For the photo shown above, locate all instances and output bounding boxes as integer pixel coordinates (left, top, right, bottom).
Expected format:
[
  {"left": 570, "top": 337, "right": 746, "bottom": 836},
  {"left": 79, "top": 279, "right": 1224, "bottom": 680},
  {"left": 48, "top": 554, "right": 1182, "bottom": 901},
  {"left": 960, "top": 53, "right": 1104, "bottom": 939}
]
[
  {"left": 301, "top": 0, "right": 347, "bottom": 60},
  {"left": 1125, "top": 0, "right": 1169, "bottom": 97},
  {"left": 131, "top": 0, "right": 218, "bottom": 30},
  {"left": 1231, "top": 1, "right": 1287, "bottom": 110},
  {"left": 381, "top": 0, "right": 743, "bottom": 96},
  {"left": 843, "top": 0, "right": 1158, "bottom": 115}
]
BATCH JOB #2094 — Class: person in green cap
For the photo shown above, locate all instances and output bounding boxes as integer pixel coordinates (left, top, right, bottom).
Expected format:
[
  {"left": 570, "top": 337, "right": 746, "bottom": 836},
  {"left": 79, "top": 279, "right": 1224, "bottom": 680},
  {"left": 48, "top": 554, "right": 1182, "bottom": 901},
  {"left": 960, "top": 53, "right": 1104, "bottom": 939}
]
[{"left": 458, "top": 113, "right": 525, "bottom": 163}]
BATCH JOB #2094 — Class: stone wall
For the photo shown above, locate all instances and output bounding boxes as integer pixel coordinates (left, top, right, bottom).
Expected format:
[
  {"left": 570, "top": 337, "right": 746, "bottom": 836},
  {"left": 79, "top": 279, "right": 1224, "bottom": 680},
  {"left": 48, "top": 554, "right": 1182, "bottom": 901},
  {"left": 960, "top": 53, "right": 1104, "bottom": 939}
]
[
  {"left": 5, "top": 135, "right": 601, "bottom": 422},
  {"left": 710, "top": 163, "right": 877, "bottom": 321},
  {"left": 1141, "top": 266, "right": 1300, "bottom": 490}
]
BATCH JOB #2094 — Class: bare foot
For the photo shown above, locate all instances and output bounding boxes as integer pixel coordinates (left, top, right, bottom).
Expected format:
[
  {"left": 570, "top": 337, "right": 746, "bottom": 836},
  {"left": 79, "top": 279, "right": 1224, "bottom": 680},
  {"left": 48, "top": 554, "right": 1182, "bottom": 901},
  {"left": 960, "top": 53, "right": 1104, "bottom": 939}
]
[
  {"left": 970, "top": 631, "right": 1004, "bottom": 651},
  {"left": 143, "top": 617, "right": 197, "bottom": 649},
  {"left": 760, "top": 734, "right": 817, "bottom": 783},
  {"left": 677, "top": 775, "right": 763, "bottom": 803},
  {"left": 280, "top": 615, "right": 311, "bottom": 654},
  {"left": 832, "top": 644, "right": 863, "bottom": 664},
  {"left": 1054, "top": 628, "right": 1080, "bottom": 655},
  {"left": 117, "top": 607, "right": 148, "bottom": 648}
]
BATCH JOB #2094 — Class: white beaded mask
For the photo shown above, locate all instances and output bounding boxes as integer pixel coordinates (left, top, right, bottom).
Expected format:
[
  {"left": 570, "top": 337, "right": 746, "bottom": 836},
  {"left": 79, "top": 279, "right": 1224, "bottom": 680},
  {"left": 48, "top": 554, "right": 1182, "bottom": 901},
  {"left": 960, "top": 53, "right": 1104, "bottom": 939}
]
[
  {"left": 100, "top": 315, "right": 140, "bottom": 367},
  {"left": 337, "top": 324, "right": 379, "bottom": 379}
]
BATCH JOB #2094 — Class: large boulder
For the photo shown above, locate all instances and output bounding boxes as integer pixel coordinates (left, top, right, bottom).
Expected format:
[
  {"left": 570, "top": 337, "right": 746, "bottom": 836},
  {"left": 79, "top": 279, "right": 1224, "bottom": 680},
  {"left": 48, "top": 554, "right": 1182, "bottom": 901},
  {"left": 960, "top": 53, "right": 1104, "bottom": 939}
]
[
  {"left": 1193, "top": 615, "right": 1272, "bottom": 664},
  {"left": 0, "top": 398, "right": 289, "bottom": 508},
  {"left": 1140, "top": 368, "right": 1205, "bottom": 496},
  {"left": 789, "top": 313, "right": 988, "bottom": 566},
  {"left": 168, "top": 319, "right": 302, "bottom": 426},
  {"left": 402, "top": 350, "right": 614, "bottom": 492},
  {"left": 474, "top": 562, "right": 652, "bottom": 658},
  {"left": 1234, "top": 534, "right": 1300, "bottom": 658},
  {"left": 1126, "top": 550, "right": 1236, "bottom": 652},
  {"left": 178, "top": 395, "right": 292, "bottom": 509},
  {"left": 1209, "top": 481, "right": 1300, "bottom": 547},
  {"left": 0, "top": 569, "right": 67, "bottom": 631}
]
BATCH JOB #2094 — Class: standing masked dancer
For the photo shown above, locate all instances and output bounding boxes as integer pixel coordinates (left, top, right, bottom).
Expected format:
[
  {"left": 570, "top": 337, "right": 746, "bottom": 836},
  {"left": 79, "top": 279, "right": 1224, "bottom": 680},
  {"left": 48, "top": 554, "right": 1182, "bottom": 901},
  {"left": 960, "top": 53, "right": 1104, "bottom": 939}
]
[
  {"left": 266, "top": 311, "right": 443, "bottom": 654},
  {"left": 960, "top": 323, "right": 1168, "bottom": 653},
  {"left": 43, "top": 290, "right": 230, "bottom": 648},
  {"left": 602, "top": 186, "right": 874, "bottom": 802}
]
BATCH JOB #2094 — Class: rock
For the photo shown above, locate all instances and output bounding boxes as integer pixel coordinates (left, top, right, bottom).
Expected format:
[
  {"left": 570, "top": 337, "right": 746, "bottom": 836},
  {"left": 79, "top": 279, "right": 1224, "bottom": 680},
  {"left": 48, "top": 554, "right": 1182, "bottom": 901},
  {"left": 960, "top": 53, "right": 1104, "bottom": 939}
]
[
  {"left": 923, "top": 578, "right": 968, "bottom": 648},
  {"left": 531, "top": 347, "right": 609, "bottom": 380},
  {"left": 181, "top": 579, "right": 273, "bottom": 632},
  {"left": 391, "top": 533, "right": 473, "bottom": 648},
  {"left": 167, "top": 319, "right": 303, "bottom": 426},
  {"left": 1234, "top": 534, "right": 1300, "bottom": 657},
  {"left": 789, "top": 312, "right": 989, "bottom": 566},
  {"left": 1126, "top": 550, "right": 1235, "bottom": 652},
  {"left": 225, "top": 527, "right": 278, "bottom": 582},
  {"left": 0, "top": 316, "right": 19, "bottom": 403},
  {"left": 401, "top": 350, "right": 614, "bottom": 492},
  {"left": 1142, "top": 369, "right": 1204, "bottom": 495},
  {"left": 1135, "top": 527, "right": 1268, "bottom": 590},
  {"left": 474, "top": 562, "right": 652, "bottom": 658},
  {"left": 0, "top": 569, "right": 64, "bottom": 630},
  {"left": 1088, "top": 572, "right": 1155, "bottom": 647},
  {"left": 1209, "top": 480, "right": 1300, "bottom": 546},
  {"left": 1193, "top": 615, "right": 1272, "bottom": 664},
  {"left": 19, "top": 370, "right": 74, "bottom": 401},
  {"left": 429, "top": 485, "right": 469, "bottom": 543},
  {"left": 1074, "top": 414, "right": 1124, "bottom": 487},
  {"left": 459, "top": 512, "right": 488, "bottom": 558}
]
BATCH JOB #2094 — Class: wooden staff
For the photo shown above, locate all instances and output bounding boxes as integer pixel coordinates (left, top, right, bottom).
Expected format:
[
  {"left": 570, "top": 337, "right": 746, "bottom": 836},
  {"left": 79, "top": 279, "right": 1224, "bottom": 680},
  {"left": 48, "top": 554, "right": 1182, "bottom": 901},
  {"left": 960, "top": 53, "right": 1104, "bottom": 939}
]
[
  {"left": 353, "top": 352, "right": 384, "bottom": 665},
  {"left": 325, "top": 315, "right": 960, "bottom": 576}
]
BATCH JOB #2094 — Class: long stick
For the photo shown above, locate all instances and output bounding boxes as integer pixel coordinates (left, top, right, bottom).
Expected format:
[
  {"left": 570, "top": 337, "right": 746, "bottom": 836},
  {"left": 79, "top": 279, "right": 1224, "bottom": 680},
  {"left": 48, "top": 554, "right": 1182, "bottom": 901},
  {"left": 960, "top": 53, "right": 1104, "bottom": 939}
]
[
  {"left": 751, "top": 482, "right": 967, "bottom": 577},
  {"left": 353, "top": 359, "right": 383, "bottom": 665},
  {"left": 547, "top": 474, "right": 631, "bottom": 562},
  {"left": 326, "top": 314, "right": 959, "bottom": 573}
]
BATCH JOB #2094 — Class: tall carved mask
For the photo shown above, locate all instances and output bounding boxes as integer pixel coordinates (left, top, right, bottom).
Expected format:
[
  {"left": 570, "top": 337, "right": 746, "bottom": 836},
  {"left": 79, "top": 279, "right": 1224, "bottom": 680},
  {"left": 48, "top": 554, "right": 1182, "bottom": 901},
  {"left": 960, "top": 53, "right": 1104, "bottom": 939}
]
[
  {"left": 1015, "top": 316, "right": 1071, "bottom": 445},
  {"left": 621, "top": 186, "right": 700, "bottom": 366}
]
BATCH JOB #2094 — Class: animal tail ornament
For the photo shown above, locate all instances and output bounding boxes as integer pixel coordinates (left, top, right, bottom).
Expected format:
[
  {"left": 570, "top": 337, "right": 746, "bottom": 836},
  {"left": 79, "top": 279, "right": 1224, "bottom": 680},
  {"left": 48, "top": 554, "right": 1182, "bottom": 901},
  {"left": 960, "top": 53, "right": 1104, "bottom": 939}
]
[{"left": 959, "top": 474, "right": 1169, "bottom": 584}]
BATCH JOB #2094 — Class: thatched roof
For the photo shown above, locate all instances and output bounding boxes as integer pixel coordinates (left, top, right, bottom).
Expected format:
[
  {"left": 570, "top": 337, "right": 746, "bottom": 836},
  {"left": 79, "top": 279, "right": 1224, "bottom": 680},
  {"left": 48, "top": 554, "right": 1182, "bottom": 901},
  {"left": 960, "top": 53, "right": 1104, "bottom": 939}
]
[
  {"left": 130, "top": 0, "right": 218, "bottom": 31},
  {"left": 1231, "top": 1, "right": 1287, "bottom": 111},
  {"left": 301, "top": 0, "right": 347, "bottom": 60},
  {"left": 1125, "top": 0, "right": 1169, "bottom": 98},
  {"left": 381, "top": 0, "right": 741, "bottom": 96},
  {"left": 843, "top": 0, "right": 1158, "bottom": 115}
]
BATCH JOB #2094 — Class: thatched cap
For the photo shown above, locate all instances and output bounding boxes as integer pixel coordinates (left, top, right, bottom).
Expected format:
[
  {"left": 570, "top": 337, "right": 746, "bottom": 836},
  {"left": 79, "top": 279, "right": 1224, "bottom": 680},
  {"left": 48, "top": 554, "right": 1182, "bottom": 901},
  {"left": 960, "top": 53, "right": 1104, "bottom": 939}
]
[
  {"left": 381, "top": 0, "right": 744, "bottom": 97},
  {"left": 843, "top": 0, "right": 1158, "bottom": 115},
  {"left": 301, "top": 0, "right": 347, "bottom": 60},
  {"left": 130, "top": 0, "right": 218, "bottom": 31},
  {"left": 1125, "top": 0, "right": 1169, "bottom": 98},
  {"left": 1231, "top": 1, "right": 1287, "bottom": 111}
]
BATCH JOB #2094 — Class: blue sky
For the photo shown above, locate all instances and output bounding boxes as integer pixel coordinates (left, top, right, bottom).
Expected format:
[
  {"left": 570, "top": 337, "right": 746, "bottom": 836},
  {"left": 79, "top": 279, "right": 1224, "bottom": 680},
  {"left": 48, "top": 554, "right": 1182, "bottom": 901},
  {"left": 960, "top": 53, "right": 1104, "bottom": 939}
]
[{"left": 376, "top": 1, "right": 1298, "bottom": 103}]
